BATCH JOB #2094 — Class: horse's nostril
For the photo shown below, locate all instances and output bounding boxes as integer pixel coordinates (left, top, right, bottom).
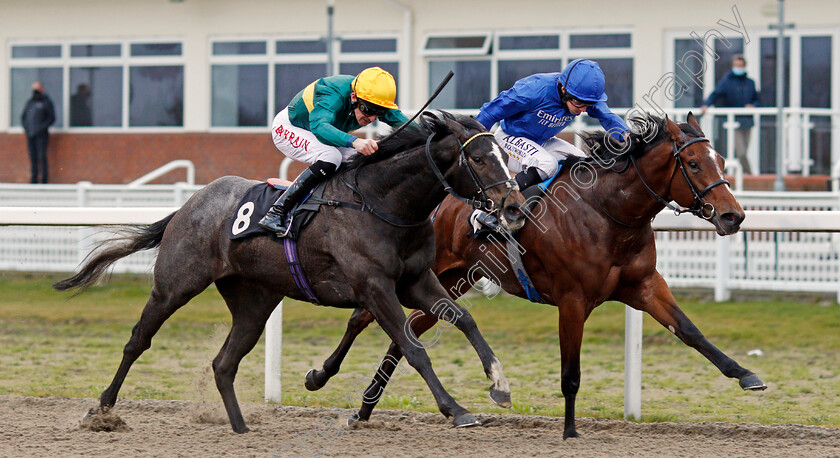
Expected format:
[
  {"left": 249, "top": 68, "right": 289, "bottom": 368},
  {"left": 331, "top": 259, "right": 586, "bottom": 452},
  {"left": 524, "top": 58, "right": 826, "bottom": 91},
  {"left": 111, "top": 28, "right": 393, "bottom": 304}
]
[
  {"left": 505, "top": 205, "right": 523, "bottom": 220},
  {"left": 721, "top": 211, "right": 744, "bottom": 226}
]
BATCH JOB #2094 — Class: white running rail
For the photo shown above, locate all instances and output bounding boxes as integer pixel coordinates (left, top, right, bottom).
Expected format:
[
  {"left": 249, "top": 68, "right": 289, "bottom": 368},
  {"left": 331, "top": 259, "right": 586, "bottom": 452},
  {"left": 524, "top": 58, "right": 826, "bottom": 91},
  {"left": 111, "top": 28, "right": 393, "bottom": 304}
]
[{"left": 128, "top": 160, "right": 195, "bottom": 187}]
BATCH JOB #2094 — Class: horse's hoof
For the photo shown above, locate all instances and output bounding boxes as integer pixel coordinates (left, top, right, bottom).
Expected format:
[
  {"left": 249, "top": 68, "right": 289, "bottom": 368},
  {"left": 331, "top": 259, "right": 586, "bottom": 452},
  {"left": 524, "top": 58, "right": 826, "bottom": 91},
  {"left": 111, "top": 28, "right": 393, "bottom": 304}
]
[
  {"left": 740, "top": 373, "right": 767, "bottom": 391},
  {"left": 563, "top": 429, "right": 580, "bottom": 440},
  {"left": 85, "top": 405, "right": 110, "bottom": 418},
  {"left": 489, "top": 386, "right": 511, "bottom": 408},
  {"left": 304, "top": 369, "right": 324, "bottom": 391},
  {"left": 232, "top": 425, "right": 251, "bottom": 434},
  {"left": 347, "top": 413, "right": 364, "bottom": 427},
  {"left": 453, "top": 412, "right": 481, "bottom": 428}
]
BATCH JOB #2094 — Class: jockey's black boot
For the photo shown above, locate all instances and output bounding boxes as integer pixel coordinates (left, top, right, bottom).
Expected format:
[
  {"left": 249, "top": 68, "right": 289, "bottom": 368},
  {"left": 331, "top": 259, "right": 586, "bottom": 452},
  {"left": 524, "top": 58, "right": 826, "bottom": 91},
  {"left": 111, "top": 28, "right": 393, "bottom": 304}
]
[{"left": 259, "top": 163, "right": 330, "bottom": 236}]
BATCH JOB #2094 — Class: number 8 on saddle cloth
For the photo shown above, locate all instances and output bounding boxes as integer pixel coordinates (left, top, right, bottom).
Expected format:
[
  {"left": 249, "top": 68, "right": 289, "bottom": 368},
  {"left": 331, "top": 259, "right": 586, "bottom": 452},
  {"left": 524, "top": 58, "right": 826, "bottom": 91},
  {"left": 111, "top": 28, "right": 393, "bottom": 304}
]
[{"left": 229, "top": 182, "right": 324, "bottom": 241}]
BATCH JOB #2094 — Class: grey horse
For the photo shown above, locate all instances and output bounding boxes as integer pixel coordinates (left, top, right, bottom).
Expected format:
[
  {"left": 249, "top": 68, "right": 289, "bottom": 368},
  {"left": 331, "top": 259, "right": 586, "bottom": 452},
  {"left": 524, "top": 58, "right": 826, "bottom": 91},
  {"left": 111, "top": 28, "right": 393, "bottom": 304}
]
[{"left": 54, "top": 112, "right": 527, "bottom": 433}]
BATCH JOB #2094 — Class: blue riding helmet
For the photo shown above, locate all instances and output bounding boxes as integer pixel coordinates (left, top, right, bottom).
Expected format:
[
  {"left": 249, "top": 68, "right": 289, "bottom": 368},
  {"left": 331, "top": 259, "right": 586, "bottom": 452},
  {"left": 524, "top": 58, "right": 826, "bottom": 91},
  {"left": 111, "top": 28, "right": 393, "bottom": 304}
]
[{"left": 559, "top": 58, "right": 608, "bottom": 103}]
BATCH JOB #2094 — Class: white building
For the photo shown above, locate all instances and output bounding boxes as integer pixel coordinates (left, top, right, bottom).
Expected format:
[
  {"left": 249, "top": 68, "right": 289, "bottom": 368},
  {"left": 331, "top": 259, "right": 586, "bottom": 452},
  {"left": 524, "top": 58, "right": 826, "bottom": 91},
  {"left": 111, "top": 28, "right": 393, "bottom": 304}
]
[{"left": 2, "top": 0, "right": 838, "bottom": 181}]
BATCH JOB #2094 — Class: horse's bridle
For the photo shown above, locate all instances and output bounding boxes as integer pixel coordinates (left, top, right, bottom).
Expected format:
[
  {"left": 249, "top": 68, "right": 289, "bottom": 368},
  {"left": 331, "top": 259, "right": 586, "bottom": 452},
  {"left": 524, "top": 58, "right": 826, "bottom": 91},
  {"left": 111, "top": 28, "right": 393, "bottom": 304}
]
[
  {"left": 425, "top": 131, "right": 517, "bottom": 212},
  {"left": 335, "top": 130, "right": 515, "bottom": 229},
  {"left": 629, "top": 136, "right": 730, "bottom": 220}
]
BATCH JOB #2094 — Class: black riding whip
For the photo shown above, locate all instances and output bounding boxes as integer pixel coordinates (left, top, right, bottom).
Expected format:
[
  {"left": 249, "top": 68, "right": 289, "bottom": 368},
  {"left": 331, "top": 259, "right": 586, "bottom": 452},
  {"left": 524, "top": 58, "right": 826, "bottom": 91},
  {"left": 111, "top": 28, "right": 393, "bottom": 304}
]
[{"left": 377, "top": 70, "right": 454, "bottom": 144}]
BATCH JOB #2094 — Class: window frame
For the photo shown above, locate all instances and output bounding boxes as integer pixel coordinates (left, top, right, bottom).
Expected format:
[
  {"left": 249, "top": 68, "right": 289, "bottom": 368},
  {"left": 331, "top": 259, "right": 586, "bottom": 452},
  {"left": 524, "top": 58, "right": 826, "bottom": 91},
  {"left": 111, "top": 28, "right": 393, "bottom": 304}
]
[
  {"left": 421, "top": 31, "right": 492, "bottom": 57},
  {"left": 8, "top": 37, "right": 186, "bottom": 133}
]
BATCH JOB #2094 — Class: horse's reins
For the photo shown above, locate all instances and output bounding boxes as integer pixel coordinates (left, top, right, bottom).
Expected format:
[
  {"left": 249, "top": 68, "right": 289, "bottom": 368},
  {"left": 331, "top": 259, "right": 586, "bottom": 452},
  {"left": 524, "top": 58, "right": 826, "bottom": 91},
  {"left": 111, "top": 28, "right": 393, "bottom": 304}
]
[
  {"left": 596, "top": 136, "right": 730, "bottom": 227},
  {"left": 425, "top": 131, "right": 516, "bottom": 212},
  {"left": 325, "top": 131, "right": 512, "bottom": 229}
]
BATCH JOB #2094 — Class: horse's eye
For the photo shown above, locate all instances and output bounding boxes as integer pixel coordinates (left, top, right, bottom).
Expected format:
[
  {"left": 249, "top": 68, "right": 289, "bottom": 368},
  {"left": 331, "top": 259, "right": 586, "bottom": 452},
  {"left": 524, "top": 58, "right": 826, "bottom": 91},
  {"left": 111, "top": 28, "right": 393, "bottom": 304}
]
[
  {"left": 472, "top": 156, "right": 483, "bottom": 165},
  {"left": 688, "top": 161, "right": 699, "bottom": 171}
]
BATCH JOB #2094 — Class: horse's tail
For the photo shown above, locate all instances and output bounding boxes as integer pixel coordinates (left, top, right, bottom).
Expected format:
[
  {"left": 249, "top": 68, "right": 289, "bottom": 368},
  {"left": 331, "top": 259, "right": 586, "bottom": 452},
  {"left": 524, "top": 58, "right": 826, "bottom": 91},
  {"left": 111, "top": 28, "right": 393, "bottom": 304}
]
[{"left": 53, "top": 211, "right": 178, "bottom": 294}]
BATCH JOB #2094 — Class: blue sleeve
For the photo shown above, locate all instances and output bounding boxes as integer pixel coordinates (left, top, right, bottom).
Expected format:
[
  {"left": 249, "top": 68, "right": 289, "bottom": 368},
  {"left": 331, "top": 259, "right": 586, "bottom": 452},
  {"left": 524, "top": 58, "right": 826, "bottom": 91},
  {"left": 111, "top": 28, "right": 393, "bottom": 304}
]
[
  {"left": 588, "top": 102, "right": 629, "bottom": 140},
  {"left": 475, "top": 83, "right": 539, "bottom": 130},
  {"left": 703, "top": 77, "right": 728, "bottom": 107}
]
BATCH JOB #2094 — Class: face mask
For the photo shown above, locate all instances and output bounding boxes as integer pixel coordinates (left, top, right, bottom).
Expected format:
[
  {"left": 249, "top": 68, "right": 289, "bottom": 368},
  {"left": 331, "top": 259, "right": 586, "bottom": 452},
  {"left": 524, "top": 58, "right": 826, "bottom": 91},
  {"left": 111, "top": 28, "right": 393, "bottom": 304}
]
[
  {"left": 732, "top": 67, "right": 746, "bottom": 76},
  {"left": 32, "top": 90, "right": 42, "bottom": 97}
]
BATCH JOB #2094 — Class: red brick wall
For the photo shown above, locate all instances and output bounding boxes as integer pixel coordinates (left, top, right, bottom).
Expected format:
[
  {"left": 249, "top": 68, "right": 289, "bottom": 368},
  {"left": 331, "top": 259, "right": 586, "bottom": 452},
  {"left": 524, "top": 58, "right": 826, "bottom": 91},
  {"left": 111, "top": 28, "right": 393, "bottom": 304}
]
[
  {"left": 0, "top": 132, "right": 308, "bottom": 184},
  {"left": 0, "top": 132, "right": 830, "bottom": 190}
]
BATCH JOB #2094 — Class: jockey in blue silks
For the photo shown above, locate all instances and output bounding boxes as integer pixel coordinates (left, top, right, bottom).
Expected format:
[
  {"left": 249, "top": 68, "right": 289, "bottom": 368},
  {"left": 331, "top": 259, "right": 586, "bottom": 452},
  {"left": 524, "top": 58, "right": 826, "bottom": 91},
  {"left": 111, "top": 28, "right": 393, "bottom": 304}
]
[{"left": 471, "top": 58, "right": 630, "bottom": 231}]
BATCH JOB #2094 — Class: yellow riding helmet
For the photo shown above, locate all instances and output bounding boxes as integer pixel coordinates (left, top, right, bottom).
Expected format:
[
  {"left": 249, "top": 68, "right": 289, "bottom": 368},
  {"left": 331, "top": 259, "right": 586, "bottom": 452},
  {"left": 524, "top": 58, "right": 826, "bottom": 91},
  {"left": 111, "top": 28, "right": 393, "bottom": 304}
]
[{"left": 352, "top": 67, "right": 399, "bottom": 110}]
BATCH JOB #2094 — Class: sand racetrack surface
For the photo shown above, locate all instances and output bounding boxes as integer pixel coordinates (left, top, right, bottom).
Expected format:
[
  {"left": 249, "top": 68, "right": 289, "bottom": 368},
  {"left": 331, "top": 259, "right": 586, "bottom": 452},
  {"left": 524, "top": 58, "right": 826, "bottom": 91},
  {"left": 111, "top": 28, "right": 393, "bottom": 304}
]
[{"left": 1, "top": 396, "right": 839, "bottom": 457}]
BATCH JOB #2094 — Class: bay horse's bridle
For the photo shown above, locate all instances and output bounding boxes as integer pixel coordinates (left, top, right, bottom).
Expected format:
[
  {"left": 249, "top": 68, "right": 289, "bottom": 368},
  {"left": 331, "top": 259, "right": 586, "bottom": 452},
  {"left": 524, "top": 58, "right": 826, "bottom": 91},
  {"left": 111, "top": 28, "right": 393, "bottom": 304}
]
[
  {"left": 425, "top": 131, "right": 517, "bottom": 212},
  {"left": 629, "top": 136, "right": 730, "bottom": 220}
]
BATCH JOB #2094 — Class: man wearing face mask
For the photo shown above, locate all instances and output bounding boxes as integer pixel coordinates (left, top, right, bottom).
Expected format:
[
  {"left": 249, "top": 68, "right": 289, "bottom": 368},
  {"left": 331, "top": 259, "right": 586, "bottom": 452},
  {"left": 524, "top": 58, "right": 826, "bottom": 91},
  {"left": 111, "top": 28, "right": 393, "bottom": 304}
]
[
  {"left": 701, "top": 55, "right": 760, "bottom": 175},
  {"left": 20, "top": 81, "right": 56, "bottom": 184}
]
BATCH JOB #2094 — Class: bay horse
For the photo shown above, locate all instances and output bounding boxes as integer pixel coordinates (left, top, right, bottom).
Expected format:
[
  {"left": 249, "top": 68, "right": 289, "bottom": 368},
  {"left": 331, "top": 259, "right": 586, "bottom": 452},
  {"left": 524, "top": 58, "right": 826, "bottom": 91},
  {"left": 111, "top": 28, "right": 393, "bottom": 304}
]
[
  {"left": 302, "top": 113, "right": 767, "bottom": 438},
  {"left": 53, "top": 112, "right": 527, "bottom": 433}
]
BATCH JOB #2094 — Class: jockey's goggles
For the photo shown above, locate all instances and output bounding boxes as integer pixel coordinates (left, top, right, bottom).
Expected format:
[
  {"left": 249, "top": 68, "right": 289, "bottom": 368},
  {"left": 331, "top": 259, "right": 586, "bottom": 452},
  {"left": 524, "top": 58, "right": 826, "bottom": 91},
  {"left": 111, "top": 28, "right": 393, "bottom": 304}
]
[{"left": 357, "top": 99, "right": 389, "bottom": 117}]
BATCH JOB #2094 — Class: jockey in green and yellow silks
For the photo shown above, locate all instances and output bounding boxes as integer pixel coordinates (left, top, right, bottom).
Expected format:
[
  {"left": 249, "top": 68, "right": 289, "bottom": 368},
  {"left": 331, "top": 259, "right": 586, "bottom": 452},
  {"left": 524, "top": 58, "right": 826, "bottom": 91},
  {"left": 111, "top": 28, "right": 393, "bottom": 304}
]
[{"left": 260, "top": 67, "right": 409, "bottom": 236}]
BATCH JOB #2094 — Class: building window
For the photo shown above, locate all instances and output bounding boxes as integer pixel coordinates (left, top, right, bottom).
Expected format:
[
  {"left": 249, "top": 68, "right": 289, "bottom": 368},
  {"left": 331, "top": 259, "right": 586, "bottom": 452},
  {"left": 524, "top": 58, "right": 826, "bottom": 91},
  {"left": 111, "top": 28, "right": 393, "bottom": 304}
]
[
  {"left": 340, "top": 38, "right": 397, "bottom": 53},
  {"left": 497, "top": 59, "right": 564, "bottom": 95},
  {"left": 425, "top": 30, "right": 634, "bottom": 109},
  {"left": 274, "top": 63, "right": 327, "bottom": 112},
  {"left": 70, "top": 44, "right": 121, "bottom": 58},
  {"left": 12, "top": 45, "right": 61, "bottom": 59},
  {"left": 275, "top": 39, "right": 327, "bottom": 54},
  {"left": 213, "top": 41, "right": 266, "bottom": 56},
  {"left": 569, "top": 33, "right": 632, "bottom": 49},
  {"left": 69, "top": 67, "right": 122, "bottom": 127},
  {"left": 10, "top": 67, "right": 64, "bottom": 128},
  {"left": 212, "top": 64, "right": 268, "bottom": 127},
  {"left": 210, "top": 34, "right": 400, "bottom": 128},
  {"left": 129, "top": 66, "right": 184, "bottom": 127},
  {"left": 9, "top": 39, "right": 184, "bottom": 130},
  {"left": 130, "top": 43, "right": 182, "bottom": 57},
  {"left": 429, "top": 60, "right": 491, "bottom": 109},
  {"left": 498, "top": 35, "right": 560, "bottom": 51},
  {"left": 424, "top": 35, "right": 491, "bottom": 55}
]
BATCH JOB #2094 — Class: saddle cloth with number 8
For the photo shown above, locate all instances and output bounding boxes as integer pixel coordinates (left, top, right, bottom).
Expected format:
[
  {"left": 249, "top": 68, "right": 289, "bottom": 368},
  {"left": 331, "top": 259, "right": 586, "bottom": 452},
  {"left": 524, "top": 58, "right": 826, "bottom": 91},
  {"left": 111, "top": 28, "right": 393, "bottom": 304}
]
[{"left": 229, "top": 181, "right": 323, "bottom": 241}]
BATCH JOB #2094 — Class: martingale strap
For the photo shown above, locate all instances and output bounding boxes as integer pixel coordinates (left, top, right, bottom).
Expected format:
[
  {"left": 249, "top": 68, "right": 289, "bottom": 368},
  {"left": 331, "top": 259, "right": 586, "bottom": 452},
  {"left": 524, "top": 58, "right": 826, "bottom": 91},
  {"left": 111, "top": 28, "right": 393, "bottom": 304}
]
[
  {"left": 506, "top": 238, "right": 545, "bottom": 304},
  {"left": 283, "top": 238, "right": 319, "bottom": 304}
]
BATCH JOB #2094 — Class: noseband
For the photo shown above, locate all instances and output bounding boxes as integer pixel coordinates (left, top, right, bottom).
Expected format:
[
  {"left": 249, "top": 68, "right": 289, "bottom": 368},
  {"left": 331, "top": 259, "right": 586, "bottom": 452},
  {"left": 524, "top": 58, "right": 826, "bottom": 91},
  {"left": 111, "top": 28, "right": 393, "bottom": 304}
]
[
  {"left": 425, "top": 131, "right": 517, "bottom": 212},
  {"left": 629, "top": 137, "right": 730, "bottom": 220}
]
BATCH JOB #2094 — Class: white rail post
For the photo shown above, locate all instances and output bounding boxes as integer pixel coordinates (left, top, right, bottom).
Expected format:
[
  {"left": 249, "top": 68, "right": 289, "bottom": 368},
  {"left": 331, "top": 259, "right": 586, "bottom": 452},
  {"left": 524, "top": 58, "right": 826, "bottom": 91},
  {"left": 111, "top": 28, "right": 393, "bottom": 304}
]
[
  {"left": 265, "top": 159, "right": 294, "bottom": 403},
  {"left": 264, "top": 306, "right": 283, "bottom": 403},
  {"left": 624, "top": 306, "right": 642, "bottom": 420},
  {"left": 174, "top": 182, "right": 187, "bottom": 206},
  {"left": 723, "top": 113, "right": 739, "bottom": 165},
  {"left": 76, "top": 181, "right": 93, "bottom": 267},
  {"left": 715, "top": 235, "right": 732, "bottom": 302}
]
